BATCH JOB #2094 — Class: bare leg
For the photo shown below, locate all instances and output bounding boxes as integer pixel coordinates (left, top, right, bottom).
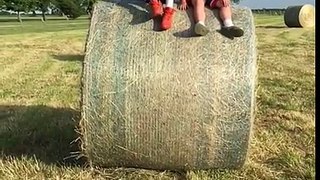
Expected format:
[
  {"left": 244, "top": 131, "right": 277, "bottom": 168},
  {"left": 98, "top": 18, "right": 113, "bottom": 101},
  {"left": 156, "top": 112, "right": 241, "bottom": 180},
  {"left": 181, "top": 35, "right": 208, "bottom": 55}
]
[
  {"left": 192, "top": 0, "right": 209, "bottom": 35},
  {"left": 215, "top": 0, "right": 244, "bottom": 37},
  {"left": 215, "top": 0, "right": 232, "bottom": 24},
  {"left": 191, "top": 0, "right": 206, "bottom": 23}
]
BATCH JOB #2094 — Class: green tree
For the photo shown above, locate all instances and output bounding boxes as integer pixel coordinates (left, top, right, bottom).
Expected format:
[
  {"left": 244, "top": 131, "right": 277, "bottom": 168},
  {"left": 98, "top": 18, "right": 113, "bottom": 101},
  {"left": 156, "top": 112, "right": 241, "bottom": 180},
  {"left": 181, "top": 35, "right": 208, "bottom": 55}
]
[
  {"left": 83, "top": 0, "right": 98, "bottom": 17},
  {"left": 3, "top": 0, "right": 36, "bottom": 22},
  {"left": 54, "top": 0, "right": 84, "bottom": 19},
  {"left": 35, "top": 0, "right": 51, "bottom": 21}
]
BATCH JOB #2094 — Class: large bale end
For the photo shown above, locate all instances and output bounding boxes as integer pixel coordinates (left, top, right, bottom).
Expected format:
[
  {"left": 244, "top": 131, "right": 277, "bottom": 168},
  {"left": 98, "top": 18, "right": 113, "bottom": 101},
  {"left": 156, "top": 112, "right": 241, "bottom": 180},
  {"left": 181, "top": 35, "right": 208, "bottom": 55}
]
[
  {"left": 284, "top": 4, "right": 315, "bottom": 28},
  {"left": 80, "top": 0, "right": 257, "bottom": 171}
]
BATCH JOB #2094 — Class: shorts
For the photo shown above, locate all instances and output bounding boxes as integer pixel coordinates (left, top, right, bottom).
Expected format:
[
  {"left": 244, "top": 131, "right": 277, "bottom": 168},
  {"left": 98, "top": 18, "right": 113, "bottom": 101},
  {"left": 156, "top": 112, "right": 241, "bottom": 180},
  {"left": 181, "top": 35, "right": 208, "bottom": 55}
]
[
  {"left": 151, "top": 0, "right": 219, "bottom": 9},
  {"left": 206, "top": 0, "right": 219, "bottom": 8},
  {"left": 186, "top": 0, "right": 219, "bottom": 8}
]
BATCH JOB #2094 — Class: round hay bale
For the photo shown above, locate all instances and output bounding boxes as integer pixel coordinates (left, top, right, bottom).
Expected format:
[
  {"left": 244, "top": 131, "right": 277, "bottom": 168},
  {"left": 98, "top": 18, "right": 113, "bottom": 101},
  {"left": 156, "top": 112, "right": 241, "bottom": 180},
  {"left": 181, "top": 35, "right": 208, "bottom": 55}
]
[
  {"left": 284, "top": 4, "right": 315, "bottom": 28},
  {"left": 80, "top": 0, "right": 257, "bottom": 170}
]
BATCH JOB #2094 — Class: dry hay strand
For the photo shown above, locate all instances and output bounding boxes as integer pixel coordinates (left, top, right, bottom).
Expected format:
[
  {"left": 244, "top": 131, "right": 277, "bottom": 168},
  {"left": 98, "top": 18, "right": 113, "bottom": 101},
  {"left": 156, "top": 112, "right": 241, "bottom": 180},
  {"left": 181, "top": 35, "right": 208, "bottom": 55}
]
[
  {"left": 80, "top": 0, "right": 257, "bottom": 171},
  {"left": 284, "top": 4, "right": 315, "bottom": 28}
]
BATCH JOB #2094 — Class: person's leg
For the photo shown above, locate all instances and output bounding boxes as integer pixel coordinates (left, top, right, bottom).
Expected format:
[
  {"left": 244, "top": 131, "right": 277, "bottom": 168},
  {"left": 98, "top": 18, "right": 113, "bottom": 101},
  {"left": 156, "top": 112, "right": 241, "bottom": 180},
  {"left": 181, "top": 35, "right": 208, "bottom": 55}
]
[
  {"left": 161, "top": 0, "right": 175, "bottom": 30},
  {"left": 192, "top": 0, "right": 209, "bottom": 35},
  {"left": 165, "top": 0, "right": 174, "bottom": 8},
  {"left": 192, "top": 0, "right": 206, "bottom": 23},
  {"left": 149, "top": 0, "right": 163, "bottom": 18},
  {"left": 214, "top": 0, "right": 244, "bottom": 37}
]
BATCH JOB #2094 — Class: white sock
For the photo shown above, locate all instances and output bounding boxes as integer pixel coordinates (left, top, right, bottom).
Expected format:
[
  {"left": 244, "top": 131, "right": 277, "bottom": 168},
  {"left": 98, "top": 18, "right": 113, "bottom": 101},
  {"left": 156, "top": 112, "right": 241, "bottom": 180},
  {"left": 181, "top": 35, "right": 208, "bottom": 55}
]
[
  {"left": 223, "top": 19, "right": 234, "bottom": 27},
  {"left": 166, "top": 0, "right": 174, "bottom": 8},
  {"left": 197, "top": 21, "right": 205, "bottom": 25}
]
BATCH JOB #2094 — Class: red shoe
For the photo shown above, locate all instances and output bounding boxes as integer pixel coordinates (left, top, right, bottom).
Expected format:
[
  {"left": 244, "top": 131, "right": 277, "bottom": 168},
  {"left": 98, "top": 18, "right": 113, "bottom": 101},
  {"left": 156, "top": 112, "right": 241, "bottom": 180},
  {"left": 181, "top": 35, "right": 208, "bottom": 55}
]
[
  {"left": 161, "top": 7, "right": 175, "bottom": 30},
  {"left": 149, "top": 0, "right": 163, "bottom": 18}
]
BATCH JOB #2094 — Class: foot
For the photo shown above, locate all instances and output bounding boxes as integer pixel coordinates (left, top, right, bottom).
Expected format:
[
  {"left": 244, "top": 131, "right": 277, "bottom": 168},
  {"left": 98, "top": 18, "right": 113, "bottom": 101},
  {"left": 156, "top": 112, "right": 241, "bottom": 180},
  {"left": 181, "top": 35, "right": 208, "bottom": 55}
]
[
  {"left": 161, "top": 7, "right": 175, "bottom": 30},
  {"left": 222, "top": 26, "right": 244, "bottom": 37},
  {"left": 149, "top": 0, "right": 163, "bottom": 18},
  {"left": 194, "top": 22, "right": 209, "bottom": 36}
]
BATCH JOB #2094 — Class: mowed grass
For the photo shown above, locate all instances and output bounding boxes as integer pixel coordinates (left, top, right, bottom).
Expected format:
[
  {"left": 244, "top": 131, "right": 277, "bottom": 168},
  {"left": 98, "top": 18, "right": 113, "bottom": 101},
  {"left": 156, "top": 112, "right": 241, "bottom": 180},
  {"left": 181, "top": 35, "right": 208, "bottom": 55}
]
[
  {"left": 0, "top": 13, "right": 315, "bottom": 179},
  {"left": 0, "top": 15, "right": 89, "bottom": 35}
]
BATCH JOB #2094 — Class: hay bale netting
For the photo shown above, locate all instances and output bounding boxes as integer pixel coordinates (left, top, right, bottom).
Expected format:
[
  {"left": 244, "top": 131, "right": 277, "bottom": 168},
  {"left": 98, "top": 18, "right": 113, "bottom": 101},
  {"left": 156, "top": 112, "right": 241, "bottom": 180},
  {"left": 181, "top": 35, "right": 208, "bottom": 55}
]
[
  {"left": 80, "top": 0, "right": 257, "bottom": 170},
  {"left": 284, "top": 4, "right": 315, "bottom": 28}
]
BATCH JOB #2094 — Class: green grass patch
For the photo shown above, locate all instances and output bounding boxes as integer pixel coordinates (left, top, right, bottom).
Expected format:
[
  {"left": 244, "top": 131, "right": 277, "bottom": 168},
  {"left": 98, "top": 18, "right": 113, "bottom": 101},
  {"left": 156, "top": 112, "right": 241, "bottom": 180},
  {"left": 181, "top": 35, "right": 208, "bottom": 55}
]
[{"left": 0, "top": 14, "right": 315, "bottom": 179}]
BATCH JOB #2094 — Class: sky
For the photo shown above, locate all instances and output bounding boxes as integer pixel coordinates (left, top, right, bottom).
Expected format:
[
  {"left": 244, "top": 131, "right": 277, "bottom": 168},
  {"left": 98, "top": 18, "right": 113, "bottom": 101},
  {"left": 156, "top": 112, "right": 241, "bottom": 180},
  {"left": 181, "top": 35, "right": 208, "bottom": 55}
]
[{"left": 237, "top": 0, "right": 315, "bottom": 9}]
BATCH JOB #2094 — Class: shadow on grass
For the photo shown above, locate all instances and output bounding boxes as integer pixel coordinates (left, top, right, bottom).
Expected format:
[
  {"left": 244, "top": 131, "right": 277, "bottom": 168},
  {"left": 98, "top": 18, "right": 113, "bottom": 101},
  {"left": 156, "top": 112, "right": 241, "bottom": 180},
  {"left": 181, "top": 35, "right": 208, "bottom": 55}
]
[
  {"left": 0, "top": 105, "right": 86, "bottom": 167},
  {"left": 52, "top": 54, "right": 84, "bottom": 61},
  {"left": 0, "top": 105, "right": 190, "bottom": 179}
]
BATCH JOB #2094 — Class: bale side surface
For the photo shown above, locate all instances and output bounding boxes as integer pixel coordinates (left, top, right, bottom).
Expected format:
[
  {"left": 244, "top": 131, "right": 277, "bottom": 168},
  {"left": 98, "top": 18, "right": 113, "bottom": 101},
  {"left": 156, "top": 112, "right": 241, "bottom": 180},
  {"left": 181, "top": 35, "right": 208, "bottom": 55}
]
[
  {"left": 81, "top": 0, "right": 257, "bottom": 170},
  {"left": 284, "top": 4, "right": 315, "bottom": 28}
]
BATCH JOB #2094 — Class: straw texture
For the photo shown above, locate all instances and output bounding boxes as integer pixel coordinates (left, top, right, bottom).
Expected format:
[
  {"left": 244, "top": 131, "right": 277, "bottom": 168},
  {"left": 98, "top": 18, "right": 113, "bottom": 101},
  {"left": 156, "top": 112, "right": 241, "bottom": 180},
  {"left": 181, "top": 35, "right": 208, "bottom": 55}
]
[
  {"left": 80, "top": 0, "right": 257, "bottom": 170},
  {"left": 284, "top": 4, "right": 315, "bottom": 28}
]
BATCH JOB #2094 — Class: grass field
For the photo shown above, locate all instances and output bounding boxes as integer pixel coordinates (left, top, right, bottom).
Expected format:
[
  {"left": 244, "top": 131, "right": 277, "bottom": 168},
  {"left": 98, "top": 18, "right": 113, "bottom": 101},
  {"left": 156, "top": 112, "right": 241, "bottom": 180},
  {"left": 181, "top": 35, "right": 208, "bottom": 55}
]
[{"left": 0, "top": 13, "right": 315, "bottom": 180}]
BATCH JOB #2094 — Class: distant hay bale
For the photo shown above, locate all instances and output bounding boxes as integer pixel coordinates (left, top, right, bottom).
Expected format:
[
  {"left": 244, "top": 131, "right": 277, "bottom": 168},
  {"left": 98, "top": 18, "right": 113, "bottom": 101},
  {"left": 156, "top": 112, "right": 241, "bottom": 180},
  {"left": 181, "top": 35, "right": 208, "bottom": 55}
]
[
  {"left": 80, "top": 0, "right": 257, "bottom": 170},
  {"left": 284, "top": 4, "right": 315, "bottom": 28}
]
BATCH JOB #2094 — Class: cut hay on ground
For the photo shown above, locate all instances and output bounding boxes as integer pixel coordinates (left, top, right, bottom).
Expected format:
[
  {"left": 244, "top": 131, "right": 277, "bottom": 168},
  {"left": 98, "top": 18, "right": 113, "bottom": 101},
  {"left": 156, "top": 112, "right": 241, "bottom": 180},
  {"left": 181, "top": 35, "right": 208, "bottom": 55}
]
[{"left": 80, "top": 0, "right": 257, "bottom": 170}]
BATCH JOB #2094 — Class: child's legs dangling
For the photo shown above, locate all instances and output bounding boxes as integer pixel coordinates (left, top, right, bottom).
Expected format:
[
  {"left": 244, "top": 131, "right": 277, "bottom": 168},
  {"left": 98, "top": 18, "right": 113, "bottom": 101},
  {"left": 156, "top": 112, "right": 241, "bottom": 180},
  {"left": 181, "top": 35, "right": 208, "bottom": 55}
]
[
  {"left": 161, "top": 0, "right": 175, "bottom": 30},
  {"left": 165, "top": 0, "right": 174, "bottom": 8},
  {"left": 192, "top": 0, "right": 209, "bottom": 35},
  {"left": 149, "top": 0, "right": 163, "bottom": 18},
  {"left": 214, "top": 0, "right": 233, "bottom": 27},
  {"left": 191, "top": 0, "right": 206, "bottom": 24},
  {"left": 213, "top": 0, "right": 244, "bottom": 37}
]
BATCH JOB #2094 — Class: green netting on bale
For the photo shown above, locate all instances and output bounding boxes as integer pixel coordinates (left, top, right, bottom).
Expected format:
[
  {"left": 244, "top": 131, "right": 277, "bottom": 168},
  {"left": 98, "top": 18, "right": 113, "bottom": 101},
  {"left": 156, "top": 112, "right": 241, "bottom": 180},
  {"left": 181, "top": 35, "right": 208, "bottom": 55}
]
[{"left": 80, "top": 0, "right": 257, "bottom": 170}]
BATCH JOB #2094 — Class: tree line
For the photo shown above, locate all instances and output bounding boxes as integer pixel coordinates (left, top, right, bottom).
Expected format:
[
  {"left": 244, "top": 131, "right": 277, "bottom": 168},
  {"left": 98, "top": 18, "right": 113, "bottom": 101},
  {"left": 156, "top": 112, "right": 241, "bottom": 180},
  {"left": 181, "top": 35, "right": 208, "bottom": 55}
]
[
  {"left": 0, "top": 0, "right": 97, "bottom": 21},
  {"left": 0, "top": 0, "right": 242, "bottom": 22}
]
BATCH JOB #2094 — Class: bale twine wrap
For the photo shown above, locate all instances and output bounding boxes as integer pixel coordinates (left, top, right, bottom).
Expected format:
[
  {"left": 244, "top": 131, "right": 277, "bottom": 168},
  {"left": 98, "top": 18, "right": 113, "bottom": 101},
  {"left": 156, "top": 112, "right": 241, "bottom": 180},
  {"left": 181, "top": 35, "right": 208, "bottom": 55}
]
[
  {"left": 81, "top": 0, "right": 257, "bottom": 170},
  {"left": 284, "top": 4, "right": 315, "bottom": 28}
]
